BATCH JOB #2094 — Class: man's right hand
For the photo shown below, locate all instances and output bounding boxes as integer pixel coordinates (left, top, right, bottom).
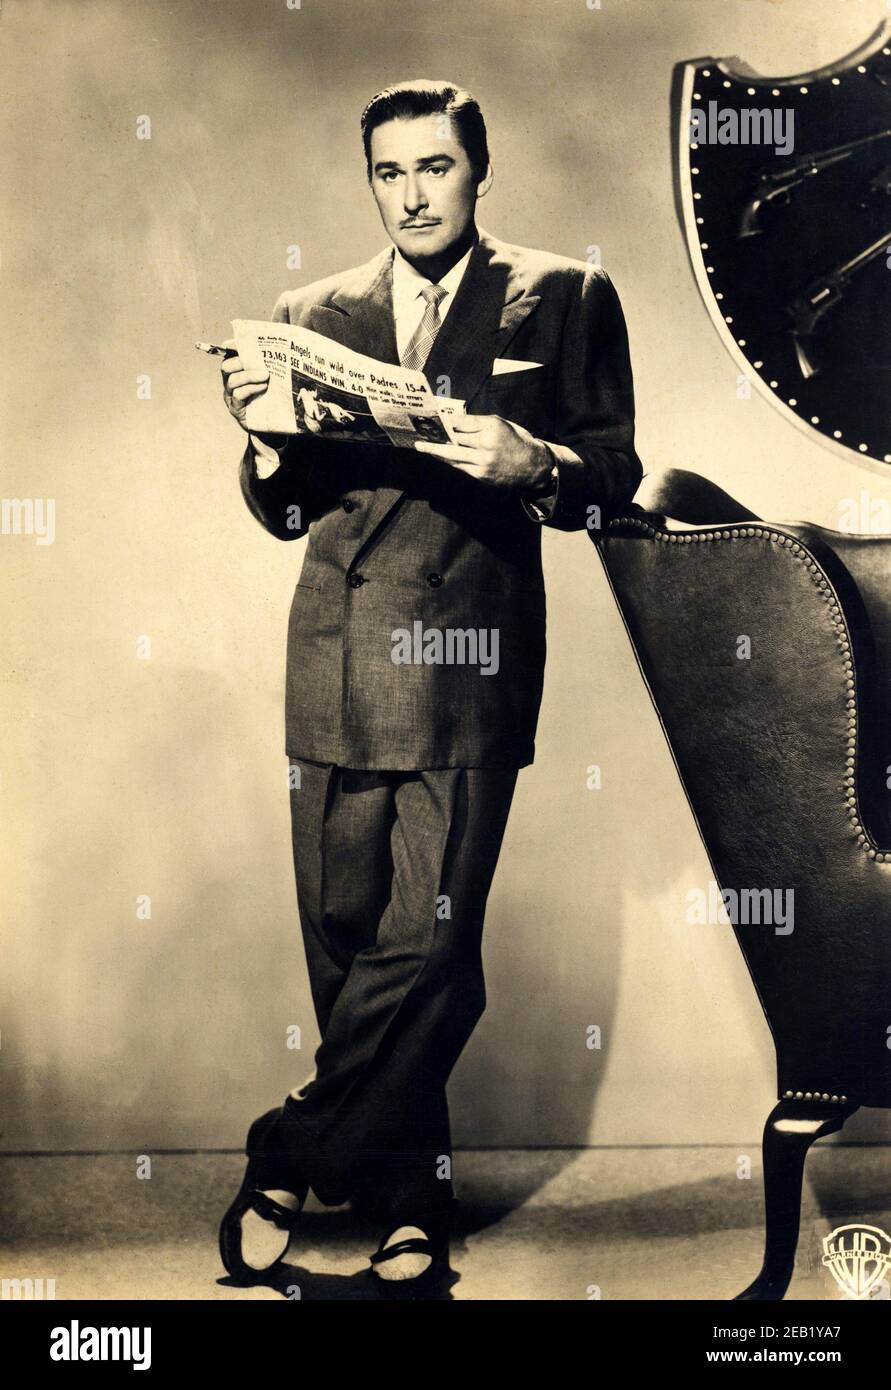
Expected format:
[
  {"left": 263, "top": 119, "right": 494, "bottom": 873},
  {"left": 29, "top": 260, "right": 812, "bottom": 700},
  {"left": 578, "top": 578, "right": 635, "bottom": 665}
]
[{"left": 220, "top": 338, "right": 271, "bottom": 433}]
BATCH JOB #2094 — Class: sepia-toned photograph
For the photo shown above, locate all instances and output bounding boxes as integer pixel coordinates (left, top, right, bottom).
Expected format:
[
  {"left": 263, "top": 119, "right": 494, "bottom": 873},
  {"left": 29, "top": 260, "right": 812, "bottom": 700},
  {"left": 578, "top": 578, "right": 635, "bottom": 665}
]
[{"left": 2, "top": 0, "right": 890, "bottom": 1356}]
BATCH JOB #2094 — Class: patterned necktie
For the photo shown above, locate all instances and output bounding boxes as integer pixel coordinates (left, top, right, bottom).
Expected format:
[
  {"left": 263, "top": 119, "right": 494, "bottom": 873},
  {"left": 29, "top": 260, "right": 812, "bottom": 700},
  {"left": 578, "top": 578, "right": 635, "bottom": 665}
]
[{"left": 400, "top": 282, "right": 448, "bottom": 371}]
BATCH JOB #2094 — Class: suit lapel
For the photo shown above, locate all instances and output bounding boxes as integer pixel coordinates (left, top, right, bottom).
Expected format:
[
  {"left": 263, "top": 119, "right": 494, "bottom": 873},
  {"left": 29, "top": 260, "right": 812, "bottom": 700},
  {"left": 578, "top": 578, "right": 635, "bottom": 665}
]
[
  {"left": 422, "top": 234, "right": 540, "bottom": 405},
  {"left": 307, "top": 249, "right": 399, "bottom": 364}
]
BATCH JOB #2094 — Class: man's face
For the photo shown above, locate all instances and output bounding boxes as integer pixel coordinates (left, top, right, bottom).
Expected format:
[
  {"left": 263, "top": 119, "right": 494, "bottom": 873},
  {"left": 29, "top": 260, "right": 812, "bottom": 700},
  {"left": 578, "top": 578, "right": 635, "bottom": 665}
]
[{"left": 368, "top": 113, "right": 482, "bottom": 261}]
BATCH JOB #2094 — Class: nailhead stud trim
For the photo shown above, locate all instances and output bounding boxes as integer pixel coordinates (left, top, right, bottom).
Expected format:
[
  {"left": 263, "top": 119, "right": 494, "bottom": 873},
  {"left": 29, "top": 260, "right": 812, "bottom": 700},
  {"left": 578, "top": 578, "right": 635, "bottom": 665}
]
[{"left": 782, "top": 1090, "right": 849, "bottom": 1104}]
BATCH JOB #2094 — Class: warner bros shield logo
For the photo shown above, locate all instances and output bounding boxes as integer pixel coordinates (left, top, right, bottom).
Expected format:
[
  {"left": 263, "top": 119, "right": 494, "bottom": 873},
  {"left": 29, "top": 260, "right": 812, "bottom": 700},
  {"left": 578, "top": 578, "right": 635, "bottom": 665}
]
[
  {"left": 822, "top": 1224, "right": 891, "bottom": 1300},
  {"left": 674, "top": 21, "right": 891, "bottom": 470}
]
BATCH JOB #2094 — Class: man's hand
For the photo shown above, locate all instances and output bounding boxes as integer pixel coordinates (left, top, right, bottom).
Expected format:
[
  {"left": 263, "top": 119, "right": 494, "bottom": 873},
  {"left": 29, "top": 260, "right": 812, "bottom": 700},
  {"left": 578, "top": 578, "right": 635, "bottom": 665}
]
[
  {"left": 415, "top": 415, "right": 553, "bottom": 492},
  {"left": 220, "top": 338, "right": 271, "bottom": 433}
]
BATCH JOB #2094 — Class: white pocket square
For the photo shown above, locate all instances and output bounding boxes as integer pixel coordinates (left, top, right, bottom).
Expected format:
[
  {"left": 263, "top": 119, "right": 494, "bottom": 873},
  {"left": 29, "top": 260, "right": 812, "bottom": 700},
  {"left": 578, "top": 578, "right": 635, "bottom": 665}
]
[{"left": 491, "top": 358, "right": 544, "bottom": 375}]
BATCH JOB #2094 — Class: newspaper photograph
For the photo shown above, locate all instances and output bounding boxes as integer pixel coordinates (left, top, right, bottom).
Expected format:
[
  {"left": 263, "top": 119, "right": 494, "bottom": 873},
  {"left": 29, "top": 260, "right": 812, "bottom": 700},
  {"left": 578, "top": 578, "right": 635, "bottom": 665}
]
[{"left": 231, "top": 319, "right": 467, "bottom": 448}]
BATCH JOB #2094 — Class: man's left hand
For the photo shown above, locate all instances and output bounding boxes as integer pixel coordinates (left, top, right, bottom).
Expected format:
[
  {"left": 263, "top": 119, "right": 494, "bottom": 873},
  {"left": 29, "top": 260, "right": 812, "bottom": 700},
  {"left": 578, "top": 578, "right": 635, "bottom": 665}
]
[{"left": 415, "top": 415, "right": 552, "bottom": 491}]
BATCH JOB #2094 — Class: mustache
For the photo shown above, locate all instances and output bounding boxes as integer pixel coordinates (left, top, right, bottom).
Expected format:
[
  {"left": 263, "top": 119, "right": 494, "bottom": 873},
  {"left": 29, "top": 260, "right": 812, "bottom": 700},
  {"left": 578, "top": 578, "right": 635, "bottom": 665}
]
[{"left": 400, "top": 218, "right": 442, "bottom": 227}]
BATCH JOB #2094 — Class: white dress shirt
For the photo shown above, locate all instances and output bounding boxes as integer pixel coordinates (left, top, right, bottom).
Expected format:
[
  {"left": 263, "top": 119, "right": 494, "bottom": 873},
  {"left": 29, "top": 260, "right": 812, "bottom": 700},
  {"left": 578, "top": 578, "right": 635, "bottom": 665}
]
[{"left": 391, "top": 243, "right": 474, "bottom": 362}]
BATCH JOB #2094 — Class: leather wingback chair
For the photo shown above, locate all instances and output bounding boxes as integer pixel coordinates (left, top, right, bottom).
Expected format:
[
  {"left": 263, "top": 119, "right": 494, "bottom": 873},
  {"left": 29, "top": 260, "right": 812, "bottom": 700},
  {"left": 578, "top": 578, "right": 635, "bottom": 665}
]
[{"left": 597, "top": 469, "right": 891, "bottom": 1300}]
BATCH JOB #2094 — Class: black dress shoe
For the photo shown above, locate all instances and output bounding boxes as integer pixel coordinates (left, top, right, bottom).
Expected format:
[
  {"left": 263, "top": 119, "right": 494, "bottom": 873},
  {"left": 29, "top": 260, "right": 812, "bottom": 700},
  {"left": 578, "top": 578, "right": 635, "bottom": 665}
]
[
  {"left": 368, "top": 1213, "right": 452, "bottom": 1299},
  {"left": 219, "top": 1107, "right": 309, "bottom": 1283}
]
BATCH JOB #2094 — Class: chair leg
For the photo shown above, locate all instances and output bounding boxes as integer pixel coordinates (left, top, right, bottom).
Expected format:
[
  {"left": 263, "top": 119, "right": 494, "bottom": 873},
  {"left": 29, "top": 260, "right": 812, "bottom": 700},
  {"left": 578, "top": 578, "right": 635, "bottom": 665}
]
[{"left": 735, "top": 1099, "right": 859, "bottom": 1301}]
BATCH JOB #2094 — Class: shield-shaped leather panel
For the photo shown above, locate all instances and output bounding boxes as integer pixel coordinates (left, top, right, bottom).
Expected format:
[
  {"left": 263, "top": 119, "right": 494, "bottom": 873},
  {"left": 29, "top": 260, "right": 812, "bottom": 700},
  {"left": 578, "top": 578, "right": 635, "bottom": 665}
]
[{"left": 674, "top": 22, "right": 891, "bottom": 470}]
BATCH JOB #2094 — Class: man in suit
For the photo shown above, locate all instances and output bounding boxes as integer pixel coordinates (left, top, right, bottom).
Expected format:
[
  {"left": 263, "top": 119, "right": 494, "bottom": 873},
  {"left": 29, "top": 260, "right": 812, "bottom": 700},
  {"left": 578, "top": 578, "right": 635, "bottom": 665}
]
[{"left": 218, "top": 79, "right": 643, "bottom": 1293}]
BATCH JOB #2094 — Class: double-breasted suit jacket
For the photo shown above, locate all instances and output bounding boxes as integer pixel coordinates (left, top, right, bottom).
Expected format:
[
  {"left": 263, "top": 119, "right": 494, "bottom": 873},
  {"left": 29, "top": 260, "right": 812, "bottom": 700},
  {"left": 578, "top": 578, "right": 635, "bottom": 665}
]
[{"left": 240, "top": 231, "right": 643, "bottom": 769}]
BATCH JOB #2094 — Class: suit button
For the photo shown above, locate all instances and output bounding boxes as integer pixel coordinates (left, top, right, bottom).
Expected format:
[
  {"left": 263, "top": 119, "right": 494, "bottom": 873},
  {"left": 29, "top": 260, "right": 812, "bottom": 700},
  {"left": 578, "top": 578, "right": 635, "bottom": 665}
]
[
  {"left": 342, "top": 499, "right": 355, "bottom": 513},
  {"left": 426, "top": 572, "right": 444, "bottom": 588},
  {"left": 347, "top": 572, "right": 365, "bottom": 589}
]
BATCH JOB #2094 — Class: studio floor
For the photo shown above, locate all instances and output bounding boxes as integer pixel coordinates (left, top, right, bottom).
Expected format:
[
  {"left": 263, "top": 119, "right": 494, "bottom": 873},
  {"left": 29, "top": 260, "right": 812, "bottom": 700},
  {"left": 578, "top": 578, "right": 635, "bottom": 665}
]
[{"left": 1, "top": 1146, "right": 888, "bottom": 1301}]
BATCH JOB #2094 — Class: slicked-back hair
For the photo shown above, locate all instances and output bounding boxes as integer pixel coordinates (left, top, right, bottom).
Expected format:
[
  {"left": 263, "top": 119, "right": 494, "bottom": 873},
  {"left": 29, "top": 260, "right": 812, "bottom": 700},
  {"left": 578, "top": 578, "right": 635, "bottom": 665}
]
[{"left": 361, "top": 79, "right": 489, "bottom": 183}]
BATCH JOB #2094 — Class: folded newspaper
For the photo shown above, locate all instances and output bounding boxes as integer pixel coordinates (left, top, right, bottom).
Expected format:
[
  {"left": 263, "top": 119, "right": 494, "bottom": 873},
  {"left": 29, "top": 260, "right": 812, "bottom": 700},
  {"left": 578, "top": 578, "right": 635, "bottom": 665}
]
[{"left": 232, "top": 319, "right": 466, "bottom": 448}]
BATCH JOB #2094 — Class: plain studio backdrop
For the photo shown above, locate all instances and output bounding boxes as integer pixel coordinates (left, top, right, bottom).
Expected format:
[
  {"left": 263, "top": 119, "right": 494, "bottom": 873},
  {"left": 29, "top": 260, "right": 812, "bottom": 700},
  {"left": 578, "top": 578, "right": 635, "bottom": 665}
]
[{"left": 2, "top": 0, "right": 890, "bottom": 1154}]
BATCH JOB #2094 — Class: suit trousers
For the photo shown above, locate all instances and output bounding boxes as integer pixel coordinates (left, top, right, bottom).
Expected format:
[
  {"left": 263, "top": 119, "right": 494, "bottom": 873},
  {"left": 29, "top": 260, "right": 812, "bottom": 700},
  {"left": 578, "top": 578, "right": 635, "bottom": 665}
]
[{"left": 284, "top": 757, "right": 518, "bottom": 1225}]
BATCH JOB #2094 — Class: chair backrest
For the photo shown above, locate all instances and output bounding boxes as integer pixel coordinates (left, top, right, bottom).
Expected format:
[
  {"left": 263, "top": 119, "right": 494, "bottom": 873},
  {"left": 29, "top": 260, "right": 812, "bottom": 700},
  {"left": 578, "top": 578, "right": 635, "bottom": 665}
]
[{"left": 599, "top": 474, "right": 891, "bottom": 1109}]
